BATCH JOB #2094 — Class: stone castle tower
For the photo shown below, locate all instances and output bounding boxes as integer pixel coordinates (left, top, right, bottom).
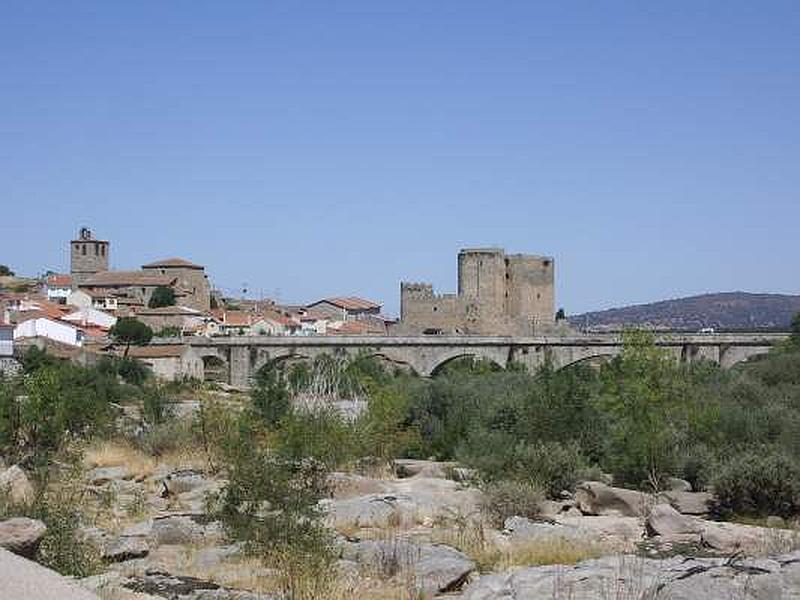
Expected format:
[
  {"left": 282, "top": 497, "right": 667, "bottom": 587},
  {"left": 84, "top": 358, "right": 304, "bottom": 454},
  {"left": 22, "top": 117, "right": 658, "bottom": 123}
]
[
  {"left": 397, "top": 247, "right": 557, "bottom": 335},
  {"left": 70, "top": 227, "right": 109, "bottom": 286}
]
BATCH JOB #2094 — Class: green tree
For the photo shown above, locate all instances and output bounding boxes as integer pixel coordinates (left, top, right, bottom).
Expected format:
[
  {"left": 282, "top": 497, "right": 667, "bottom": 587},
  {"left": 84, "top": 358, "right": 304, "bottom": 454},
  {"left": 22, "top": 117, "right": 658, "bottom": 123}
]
[
  {"left": 595, "top": 329, "right": 689, "bottom": 490},
  {"left": 791, "top": 312, "right": 800, "bottom": 346},
  {"left": 0, "top": 265, "right": 14, "bottom": 276},
  {"left": 555, "top": 307, "right": 566, "bottom": 321},
  {"left": 148, "top": 286, "right": 176, "bottom": 308},
  {"left": 109, "top": 318, "right": 153, "bottom": 357}
]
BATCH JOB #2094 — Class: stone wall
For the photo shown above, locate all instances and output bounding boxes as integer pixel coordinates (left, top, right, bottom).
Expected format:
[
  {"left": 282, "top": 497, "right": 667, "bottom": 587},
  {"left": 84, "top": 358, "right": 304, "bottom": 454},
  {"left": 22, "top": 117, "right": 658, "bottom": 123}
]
[{"left": 69, "top": 229, "right": 109, "bottom": 287}]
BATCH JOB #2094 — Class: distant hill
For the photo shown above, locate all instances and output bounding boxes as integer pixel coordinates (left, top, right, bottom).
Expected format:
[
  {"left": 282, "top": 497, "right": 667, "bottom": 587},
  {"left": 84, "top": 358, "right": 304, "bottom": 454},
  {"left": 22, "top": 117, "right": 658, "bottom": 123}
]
[{"left": 569, "top": 292, "right": 800, "bottom": 332}]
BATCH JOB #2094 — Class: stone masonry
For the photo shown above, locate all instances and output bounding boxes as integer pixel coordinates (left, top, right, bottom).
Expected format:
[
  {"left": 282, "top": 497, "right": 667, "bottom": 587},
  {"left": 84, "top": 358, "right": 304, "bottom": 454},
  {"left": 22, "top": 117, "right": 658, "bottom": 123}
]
[{"left": 394, "top": 248, "right": 559, "bottom": 335}]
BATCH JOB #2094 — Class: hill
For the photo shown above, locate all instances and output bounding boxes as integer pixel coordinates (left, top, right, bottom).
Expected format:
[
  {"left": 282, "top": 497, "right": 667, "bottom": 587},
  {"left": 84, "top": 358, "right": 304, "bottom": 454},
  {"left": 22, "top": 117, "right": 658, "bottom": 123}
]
[{"left": 569, "top": 292, "right": 800, "bottom": 332}]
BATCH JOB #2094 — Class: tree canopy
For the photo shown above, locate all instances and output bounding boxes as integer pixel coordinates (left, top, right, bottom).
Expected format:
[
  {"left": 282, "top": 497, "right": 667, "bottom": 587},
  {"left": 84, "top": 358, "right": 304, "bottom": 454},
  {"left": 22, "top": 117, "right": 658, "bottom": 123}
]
[
  {"left": 148, "top": 286, "right": 176, "bottom": 309},
  {"left": 110, "top": 318, "right": 153, "bottom": 350},
  {"left": 0, "top": 265, "right": 14, "bottom": 276}
]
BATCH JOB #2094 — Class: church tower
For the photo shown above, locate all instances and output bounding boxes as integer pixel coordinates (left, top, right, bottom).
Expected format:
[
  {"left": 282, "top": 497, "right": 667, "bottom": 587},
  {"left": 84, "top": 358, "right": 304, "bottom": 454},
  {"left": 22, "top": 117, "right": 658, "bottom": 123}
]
[{"left": 70, "top": 227, "right": 109, "bottom": 286}]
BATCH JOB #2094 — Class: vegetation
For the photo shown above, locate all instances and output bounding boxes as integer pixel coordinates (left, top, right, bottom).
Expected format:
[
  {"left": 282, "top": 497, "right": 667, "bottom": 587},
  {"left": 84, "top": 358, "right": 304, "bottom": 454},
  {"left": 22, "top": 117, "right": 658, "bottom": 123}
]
[
  {"left": 109, "top": 317, "right": 153, "bottom": 355},
  {"left": 2, "top": 313, "right": 800, "bottom": 585},
  {"left": 0, "top": 264, "right": 14, "bottom": 276},
  {"left": 148, "top": 285, "right": 176, "bottom": 308}
]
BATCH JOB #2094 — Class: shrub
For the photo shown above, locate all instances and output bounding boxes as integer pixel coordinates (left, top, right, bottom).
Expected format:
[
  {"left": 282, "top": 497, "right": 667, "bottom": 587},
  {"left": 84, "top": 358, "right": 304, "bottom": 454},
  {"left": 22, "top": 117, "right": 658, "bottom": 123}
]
[
  {"left": 276, "top": 407, "right": 359, "bottom": 469},
  {"left": 712, "top": 449, "right": 800, "bottom": 518},
  {"left": 480, "top": 480, "right": 544, "bottom": 527},
  {"left": 251, "top": 361, "right": 290, "bottom": 426}
]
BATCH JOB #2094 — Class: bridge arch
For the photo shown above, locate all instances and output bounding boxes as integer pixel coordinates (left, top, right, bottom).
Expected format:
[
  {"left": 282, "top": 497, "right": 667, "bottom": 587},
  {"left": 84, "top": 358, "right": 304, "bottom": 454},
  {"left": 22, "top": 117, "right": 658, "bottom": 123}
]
[
  {"left": 720, "top": 345, "right": 773, "bottom": 369},
  {"left": 423, "top": 346, "right": 509, "bottom": 377},
  {"left": 550, "top": 346, "right": 621, "bottom": 371},
  {"left": 196, "top": 349, "right": 228, "bottom": 383}
]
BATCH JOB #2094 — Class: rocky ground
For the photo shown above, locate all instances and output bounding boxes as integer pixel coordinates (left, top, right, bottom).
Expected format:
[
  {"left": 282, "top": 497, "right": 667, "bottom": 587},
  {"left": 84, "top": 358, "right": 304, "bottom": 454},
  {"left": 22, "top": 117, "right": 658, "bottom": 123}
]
[{"left": 1, "top": 451, "right": 800, "bottom": 599}]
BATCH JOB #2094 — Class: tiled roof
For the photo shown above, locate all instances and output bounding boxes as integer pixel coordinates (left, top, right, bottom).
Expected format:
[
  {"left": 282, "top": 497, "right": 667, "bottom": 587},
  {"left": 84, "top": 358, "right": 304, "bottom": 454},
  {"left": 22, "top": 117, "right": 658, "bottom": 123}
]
[
  {"left": 81, "top": 271, "right": 175, "bottom": 287},
  {"left": 141, "top": 258, "right": 204, "bottom": 269},
  {"left": 46, "top": 274, "right": 72, "bottom": 287},
  {"left": 327, "top": 320, "right": 372, "bottom": 335},
  {"left": 310, "top": 297, "right": 381, "bottom": 311}
]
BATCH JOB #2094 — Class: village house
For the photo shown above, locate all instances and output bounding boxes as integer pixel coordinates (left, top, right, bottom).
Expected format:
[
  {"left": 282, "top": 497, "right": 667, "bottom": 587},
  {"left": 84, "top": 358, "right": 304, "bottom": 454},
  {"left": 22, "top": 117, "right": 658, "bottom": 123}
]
[
  {"left": 306, "top": 297, "right": 382, "bottom": 323},
  {"left": 125, "top": 345, "right": 203, "bottom": 381},
  {"left": 141, "top": 258, "right": 212, "bottom": 312},
  {"left": 135, "top": 305, "right": 209, "bottom": 335},
  {"left": 67, "top": 289, "right": 120, "bottom": 312},
  {"left": 43, "top": 274, "right": 72, "bottom": 304},
  {"left": 14, "top": 317, "right": 84, "bottom": 347}
]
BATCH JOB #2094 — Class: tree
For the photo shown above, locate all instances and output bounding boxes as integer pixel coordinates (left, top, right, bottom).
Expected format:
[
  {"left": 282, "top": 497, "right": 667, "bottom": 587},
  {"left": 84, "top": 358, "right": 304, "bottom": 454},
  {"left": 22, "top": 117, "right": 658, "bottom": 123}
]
[
  {"left": 555, "top": 308, "right": 566, "bottom": 321},
  {"left": 110, "top": 318, "right": 153, "bottom": 357},
  {"left": 0, "top": 265, "right": 14, "bottom": 276},
  {"left": 148, "top": 286, "right": 176, "bottom": 309},
  {"left": 791, "top": 312, "right": 800, "bottom": 346}
]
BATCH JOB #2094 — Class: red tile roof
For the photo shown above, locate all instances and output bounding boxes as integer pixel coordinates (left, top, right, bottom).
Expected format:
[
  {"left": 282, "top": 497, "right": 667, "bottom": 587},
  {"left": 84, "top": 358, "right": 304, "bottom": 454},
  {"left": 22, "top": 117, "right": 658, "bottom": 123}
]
[{"left": 46, "top": 274, "right": 72, "bottom": 287}]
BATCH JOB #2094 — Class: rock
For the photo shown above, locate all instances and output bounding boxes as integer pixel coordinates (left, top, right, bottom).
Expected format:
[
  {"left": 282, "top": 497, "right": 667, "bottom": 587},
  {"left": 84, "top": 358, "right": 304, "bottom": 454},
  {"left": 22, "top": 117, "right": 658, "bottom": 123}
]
[
  {"left": 657, "top": 490, "right": 713, "bottom": 515},
  {"left": 664, "top": 477, "right": 692, "bottom": 492},
  {"left": 0, "top": 517, "right": 47, "bottom": 558},
  {"left": 457, "top": 551, "right": 800, "bottom": 600},
  {"left": 767, "top": 515, "right": 787, "bottom": 529},
  {"left": 699, "top": 520, "right": 797, "bottom": 554},
  {"left": 0, "top": 465, "right": 34, "bottom": 505},
  {"left": 393, "top": 459, "right": 455, "bottom": 479},
  {"left": 87, "top": 466, "right": 131, "bottom": 485},
  {"left": 538, "top": 499, "right": 577, "bottom": 518},
  {"left": 150, "top": 516, "right": 204, "bottom": 546},
  {"left": 503, "top": 516, "right": 584, "bottom": 544},
  {"left": 575, "top": 481, "right": 653, "bottom": 517},
  {"left": 123, "top": 568, "right": 281, "bottom": 599},
  {"left": 103, "top": 536, "right": 149, "bottom": 563},
  {"left": 645, "top": 503, "right": 703, "bottom": 540},
  {"left": 163, "top": 469, "right": 208, "bottom": 495},
  {"left": 191, "top": 544, "right": 242, "bottom": 570},
  {"left": 122, "top": 520, "right": 153, "bottom": 538},
  {"left": 343, "top": 539, "right": 474, "bottom": 595},
  {"left": 322, "top": 494, "right": 402, "bottom": 529}
]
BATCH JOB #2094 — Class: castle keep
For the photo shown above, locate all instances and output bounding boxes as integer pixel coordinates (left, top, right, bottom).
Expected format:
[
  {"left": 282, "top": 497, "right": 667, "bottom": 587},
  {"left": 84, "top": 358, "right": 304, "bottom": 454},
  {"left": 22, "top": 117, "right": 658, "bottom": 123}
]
[{"left": 395, "top": 248, "right": 556, "bottom": 335}]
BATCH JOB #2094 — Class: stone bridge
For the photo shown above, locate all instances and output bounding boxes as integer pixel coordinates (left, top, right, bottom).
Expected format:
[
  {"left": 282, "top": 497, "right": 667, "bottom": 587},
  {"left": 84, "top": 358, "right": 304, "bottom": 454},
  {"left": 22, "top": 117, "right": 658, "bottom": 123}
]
[{"left": 155, "top": 333, "right": 790, "bottom": 388}]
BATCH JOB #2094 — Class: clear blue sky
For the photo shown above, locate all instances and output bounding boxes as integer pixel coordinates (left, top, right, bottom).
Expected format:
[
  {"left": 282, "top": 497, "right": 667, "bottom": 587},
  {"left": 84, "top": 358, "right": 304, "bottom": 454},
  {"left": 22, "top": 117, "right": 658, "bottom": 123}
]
[{"left": 2, "top": 2, "right": 798, "bottom": 315}]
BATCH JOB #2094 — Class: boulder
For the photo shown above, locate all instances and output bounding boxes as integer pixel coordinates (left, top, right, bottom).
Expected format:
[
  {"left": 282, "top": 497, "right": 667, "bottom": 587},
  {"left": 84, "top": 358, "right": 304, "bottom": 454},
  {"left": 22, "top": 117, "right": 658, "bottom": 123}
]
[
  {"left": 393, "top": 459, "right": 455, "bottom": 479},
  {"left": 664, "top": 477, "right": 692, "bottom": 492},
  {"left": 0, "top": 517, "right": 46, "bottom": 558},
  {"left": 150, "top": 516, "right": 204, "bottom": 546},
  {"left": 343, "top": 539, "right": 474, "bottom": 595},
  {"left": 103, "top": 536, "right": 149, "bottom": 563},
  {"left": 698, "top": 521, "right": 792, "bottom": 554},
  {"left": 162, "top": 469, "right": 208, "bottom": 495},
  {"left": 457, "top": 551, "right": 800, "bottom": 600},
  {"left": 645, "top": 503, "right": 703, "bottom": 541},
  {"left": 87, "top": 466, "right": 130, "bottom": 486},
  {"left": 322, "top": 494, "right": 402, "bottom": 529},
  {"left": 502, "top": 516, "right": 584, "bottom": 544},
  {"left": 0, "top": 465, "right": 34, "bottom": 505},
  {"left": 657, "top": 490, "right": 712, "bottom": 516},
  {"left": 575, "top": 481, "right": 653, "bottom": 517}
]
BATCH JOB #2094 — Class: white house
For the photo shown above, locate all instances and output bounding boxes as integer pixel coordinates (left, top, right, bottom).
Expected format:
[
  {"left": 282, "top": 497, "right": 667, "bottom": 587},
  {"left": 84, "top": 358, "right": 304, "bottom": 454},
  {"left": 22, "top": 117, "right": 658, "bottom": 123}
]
[
  {"left": 62, "top": 307, "right": 117, "bottom": 330},
  {"left": 67, "top": 289, "right": 118, "bottom": 311},
  {"left": 14, "top": 317, "right": 84, "bottom": 347},
  {"left": 44, "top": 274, "right": 73, "bottom": 304}
]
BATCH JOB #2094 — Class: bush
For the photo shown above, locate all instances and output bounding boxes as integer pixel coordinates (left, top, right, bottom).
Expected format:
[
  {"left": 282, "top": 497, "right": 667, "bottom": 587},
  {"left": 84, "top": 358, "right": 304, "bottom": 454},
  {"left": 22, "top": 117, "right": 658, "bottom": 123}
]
[
  {"left": 480, "top": 480, "right": 544, "bottom": 527},
  {"left": 712, "top": 449, "right": 800, "bottom": 518},
  {"left": 276, "top": 407, "right": 359, "bottom": 469}
]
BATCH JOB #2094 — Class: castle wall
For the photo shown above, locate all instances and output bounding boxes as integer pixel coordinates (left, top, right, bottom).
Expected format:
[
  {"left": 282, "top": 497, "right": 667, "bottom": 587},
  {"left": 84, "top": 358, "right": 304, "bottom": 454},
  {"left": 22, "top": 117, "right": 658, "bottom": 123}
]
[{"left": 398, "top": 248, "right": 557, "bottom": 336}]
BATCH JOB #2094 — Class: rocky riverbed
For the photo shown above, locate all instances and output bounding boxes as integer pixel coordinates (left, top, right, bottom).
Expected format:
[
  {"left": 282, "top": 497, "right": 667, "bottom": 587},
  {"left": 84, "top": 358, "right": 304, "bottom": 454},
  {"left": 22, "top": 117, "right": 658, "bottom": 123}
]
[{"left": 1, "top": 454, "right": 799, "bottom": 599}]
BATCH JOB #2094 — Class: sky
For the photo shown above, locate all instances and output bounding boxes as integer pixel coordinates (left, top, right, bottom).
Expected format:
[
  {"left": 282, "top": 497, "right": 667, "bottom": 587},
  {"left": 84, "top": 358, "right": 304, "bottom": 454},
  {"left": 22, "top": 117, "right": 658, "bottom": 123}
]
[{"left": 1, "top": 2, "right": 799, "bottom": 316}]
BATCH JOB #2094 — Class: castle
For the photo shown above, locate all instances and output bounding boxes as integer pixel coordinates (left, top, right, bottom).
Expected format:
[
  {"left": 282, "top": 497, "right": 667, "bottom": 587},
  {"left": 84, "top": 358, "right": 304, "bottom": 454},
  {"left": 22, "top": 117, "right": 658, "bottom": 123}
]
[{"left": 394, "top": 248, "right": 559, "bottom": 336}]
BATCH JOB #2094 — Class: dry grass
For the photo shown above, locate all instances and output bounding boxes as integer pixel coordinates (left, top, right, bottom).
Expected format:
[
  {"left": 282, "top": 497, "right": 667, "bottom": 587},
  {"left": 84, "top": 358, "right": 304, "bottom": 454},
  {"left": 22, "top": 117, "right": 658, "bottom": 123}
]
[{"left": 83, "top": 440, "right": 156, "bottom": 480}]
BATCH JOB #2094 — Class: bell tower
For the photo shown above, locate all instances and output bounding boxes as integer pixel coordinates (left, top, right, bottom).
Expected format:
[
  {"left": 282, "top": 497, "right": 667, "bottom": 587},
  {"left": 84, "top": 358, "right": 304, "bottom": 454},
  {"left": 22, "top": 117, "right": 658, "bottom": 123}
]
[{"left": 70, "top": 227, "right": 109, "bottom": 286}]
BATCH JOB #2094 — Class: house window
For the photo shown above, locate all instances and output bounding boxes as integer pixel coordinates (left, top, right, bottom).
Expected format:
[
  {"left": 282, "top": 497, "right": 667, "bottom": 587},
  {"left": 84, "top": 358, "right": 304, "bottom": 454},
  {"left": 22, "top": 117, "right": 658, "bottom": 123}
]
[
  {"left": 100, "top": 245, "right": 105, "bottom": 256},
  {"left": 95, "top": 244, "right": 99, "bottom": 256},
  {"left": 82, "top": 244, "right": 86, "bottom": 255}
]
